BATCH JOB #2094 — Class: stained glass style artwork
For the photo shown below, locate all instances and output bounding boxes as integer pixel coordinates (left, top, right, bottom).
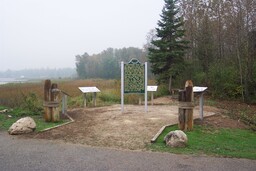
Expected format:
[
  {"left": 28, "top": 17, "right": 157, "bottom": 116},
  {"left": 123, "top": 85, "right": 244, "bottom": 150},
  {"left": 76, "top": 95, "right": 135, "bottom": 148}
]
[{"left": 124, "top": 63, "right": 145, "bottom": 94}]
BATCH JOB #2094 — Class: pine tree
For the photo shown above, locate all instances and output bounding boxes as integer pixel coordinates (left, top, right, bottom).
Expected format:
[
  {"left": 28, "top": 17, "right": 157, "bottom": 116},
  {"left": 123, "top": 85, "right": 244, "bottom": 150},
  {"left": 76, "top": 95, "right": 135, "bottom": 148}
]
[{"left": 148, "top": 0, "right": 188, "bottom": 84}]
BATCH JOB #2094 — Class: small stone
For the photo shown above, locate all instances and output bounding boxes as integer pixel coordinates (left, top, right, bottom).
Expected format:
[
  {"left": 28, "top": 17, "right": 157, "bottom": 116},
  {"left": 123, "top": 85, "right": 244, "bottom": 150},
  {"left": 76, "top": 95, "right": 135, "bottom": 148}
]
[
  {"left": 8, "top": 117, "right": 36, "bottom": 135},
  {"left": 164, "top": 130, "right": 188, "bottom": 148}
]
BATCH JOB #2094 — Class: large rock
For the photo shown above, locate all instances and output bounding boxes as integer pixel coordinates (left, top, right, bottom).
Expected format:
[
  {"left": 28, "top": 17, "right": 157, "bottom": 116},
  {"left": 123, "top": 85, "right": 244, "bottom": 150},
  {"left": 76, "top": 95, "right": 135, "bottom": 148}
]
[
  {"left": 8, "top": 117, "right": 36, "bottom": 135},
  {"left": 164, "top": 130, "right": 188, "bottom": 148}
]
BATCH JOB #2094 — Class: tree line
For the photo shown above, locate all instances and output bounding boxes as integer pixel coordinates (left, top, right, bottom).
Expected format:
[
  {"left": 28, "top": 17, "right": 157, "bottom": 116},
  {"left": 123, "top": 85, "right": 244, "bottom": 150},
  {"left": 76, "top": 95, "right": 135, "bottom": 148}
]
[
  {"left": 76, "top": 0, "right": 256, "bottom": 103},
  {"left": 179, "top": 0, "right": 256, "bottom": 102},
  {"left": 75, "top": 47, "right": 148, "bottom": 79}
]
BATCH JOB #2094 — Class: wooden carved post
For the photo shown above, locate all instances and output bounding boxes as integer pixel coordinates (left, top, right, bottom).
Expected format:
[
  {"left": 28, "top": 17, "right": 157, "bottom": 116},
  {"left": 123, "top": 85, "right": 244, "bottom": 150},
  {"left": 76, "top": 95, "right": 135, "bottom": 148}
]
[
  {"left": 44, "top": 80, "right": 52, "bottom": 122},
  {"left": 51, "top": 83, "right": 60, "bottom": 122},
  {"left": 178, "top": 80, "right": 194, "bottom": 131}
]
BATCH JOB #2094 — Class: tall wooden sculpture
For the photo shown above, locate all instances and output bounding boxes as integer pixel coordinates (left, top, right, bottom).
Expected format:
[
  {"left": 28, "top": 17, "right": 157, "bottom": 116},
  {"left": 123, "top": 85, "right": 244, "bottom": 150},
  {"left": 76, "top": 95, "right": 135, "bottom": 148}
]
[
  {"left": 43, "top": 80, "right": 60, "bottom": 122},
  {"left": 178, "top": 80, "right": 194, "bottom": 131}
]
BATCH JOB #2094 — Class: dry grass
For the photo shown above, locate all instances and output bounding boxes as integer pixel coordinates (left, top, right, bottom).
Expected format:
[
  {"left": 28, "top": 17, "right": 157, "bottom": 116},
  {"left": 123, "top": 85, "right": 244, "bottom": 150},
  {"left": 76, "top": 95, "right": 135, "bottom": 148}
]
[
  {"left": 0, "top": 79, "right": 157, "bottom": 108},
  {"left": 0, "top": 82, "right": 44, "bottom": 107}
]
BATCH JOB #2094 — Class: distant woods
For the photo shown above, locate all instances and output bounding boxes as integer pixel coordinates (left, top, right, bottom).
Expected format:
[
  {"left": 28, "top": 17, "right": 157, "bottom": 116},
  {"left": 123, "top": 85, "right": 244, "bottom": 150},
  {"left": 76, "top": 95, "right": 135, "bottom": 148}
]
[
  {"left": 75, "top": 47, "right": 148, "bottom": 79},
  {"left": 76, "top": 0, "right": 256, "bottom": 103},
  {"left": 179, "top": 0, "right": 256, "bottom": 102}
]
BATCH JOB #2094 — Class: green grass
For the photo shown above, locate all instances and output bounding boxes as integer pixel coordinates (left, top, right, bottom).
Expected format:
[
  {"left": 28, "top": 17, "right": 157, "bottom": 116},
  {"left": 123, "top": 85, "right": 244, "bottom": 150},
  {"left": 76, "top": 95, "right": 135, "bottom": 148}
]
[
  {"left": 149, "top": 125, "right": 256, "bottom": 159},
  {"left": 33, "top": 116, "right": 68, "bottom": 131},
  {"left": 0, "top": 114, "right": 18, "bottom": 131},
  {"left": 0, "top": 115, "right": 68, "bottom": 132},
  {"left": 0, "top": 106, "right": 69, "bottom": 132}
]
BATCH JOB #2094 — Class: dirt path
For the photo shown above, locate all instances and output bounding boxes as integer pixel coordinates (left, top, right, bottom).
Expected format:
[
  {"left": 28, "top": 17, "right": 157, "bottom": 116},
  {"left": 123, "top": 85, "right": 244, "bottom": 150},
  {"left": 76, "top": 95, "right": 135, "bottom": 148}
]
[{"left": 28, "top": 97, "right": 222, "bottom": 150}]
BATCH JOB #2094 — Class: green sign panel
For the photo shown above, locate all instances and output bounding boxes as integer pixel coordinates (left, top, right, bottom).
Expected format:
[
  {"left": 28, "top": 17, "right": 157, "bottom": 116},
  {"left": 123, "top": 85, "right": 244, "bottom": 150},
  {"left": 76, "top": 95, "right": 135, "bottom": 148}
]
[{"left": 124, "top": 60, "right": 145, "bottom": 94}]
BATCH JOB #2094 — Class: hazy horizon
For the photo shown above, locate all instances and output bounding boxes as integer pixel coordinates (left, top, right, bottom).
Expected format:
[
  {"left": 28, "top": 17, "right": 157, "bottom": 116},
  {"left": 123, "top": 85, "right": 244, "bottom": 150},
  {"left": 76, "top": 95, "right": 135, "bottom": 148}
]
[{"left": 0, "top": 0, "right": 164, "bottom": 72}]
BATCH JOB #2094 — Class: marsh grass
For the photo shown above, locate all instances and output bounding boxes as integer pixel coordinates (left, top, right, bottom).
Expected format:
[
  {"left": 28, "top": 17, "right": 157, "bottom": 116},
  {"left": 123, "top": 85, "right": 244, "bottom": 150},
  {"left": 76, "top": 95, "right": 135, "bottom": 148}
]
[
  {"left": 0, "top": 79, "right": 159, "bottom": 109},
  {"left": 150, "top": 125, "right": 256, "bottom": 159}
]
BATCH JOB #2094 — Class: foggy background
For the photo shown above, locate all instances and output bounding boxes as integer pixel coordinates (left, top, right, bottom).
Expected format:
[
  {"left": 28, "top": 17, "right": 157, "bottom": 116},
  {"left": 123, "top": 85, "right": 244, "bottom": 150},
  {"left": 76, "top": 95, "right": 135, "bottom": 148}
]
[{"left": 0, "top": 0, "right": 164, "bottom": 71}]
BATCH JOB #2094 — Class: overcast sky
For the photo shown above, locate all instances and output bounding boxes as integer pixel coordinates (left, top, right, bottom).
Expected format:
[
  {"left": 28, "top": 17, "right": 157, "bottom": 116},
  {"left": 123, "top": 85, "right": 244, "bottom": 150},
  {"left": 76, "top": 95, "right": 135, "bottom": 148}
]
[{"left": 0, "top": 0, "right": 164, "bottom": 71}]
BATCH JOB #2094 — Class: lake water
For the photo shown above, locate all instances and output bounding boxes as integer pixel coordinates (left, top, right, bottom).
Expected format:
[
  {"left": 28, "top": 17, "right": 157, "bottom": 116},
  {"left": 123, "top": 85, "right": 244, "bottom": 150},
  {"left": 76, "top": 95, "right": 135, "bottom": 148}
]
[{"left": 0, "top": 78, "right": 27, "bottom": 85}]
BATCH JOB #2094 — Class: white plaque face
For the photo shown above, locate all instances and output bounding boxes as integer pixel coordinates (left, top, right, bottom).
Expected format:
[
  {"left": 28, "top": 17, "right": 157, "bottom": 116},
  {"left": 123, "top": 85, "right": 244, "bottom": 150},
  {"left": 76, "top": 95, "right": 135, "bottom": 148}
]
[
  {"left": 193, "top": 86, "right": 208, "bottom": 93},
  {"left": 147, "top": 86, "right": 158, "bottom": 92},
  {"left": 78, "top": 87, "right": 101, "bottom": 93}
]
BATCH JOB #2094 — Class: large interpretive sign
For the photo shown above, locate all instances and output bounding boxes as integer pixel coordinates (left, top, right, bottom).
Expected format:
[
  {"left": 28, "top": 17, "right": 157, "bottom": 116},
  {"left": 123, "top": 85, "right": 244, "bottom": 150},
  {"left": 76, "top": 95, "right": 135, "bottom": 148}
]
[
  {"left": 124, "top": 59, "right": 145, "bottom": 94},
  {"left": 121, "top": 58, "right": 147, "bottom": 113}
]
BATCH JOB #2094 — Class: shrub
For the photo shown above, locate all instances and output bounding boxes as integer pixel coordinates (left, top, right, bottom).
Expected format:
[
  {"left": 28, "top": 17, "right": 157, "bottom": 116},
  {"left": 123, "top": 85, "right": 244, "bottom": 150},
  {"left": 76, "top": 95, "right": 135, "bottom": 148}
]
[
  {"left": 208, "top": 62, "right": 241, "bottom": 99},
  {"left": 21, "top": 92, "right": 43, "bottom": 115},
  {"left": 154, "top": 84, "right": 170, "bottom": 98},
  {"left": 99, "top": 89, "right": 120, "bottom": 103},
  {"left": 193, "top": 71, "right": 207, "bottom": 86},
  {"left": 240, "top": 111, "right": 256, "bottom": 131},
  {"left": 68, "top": 95, "right": 84, "bottom": 108}
]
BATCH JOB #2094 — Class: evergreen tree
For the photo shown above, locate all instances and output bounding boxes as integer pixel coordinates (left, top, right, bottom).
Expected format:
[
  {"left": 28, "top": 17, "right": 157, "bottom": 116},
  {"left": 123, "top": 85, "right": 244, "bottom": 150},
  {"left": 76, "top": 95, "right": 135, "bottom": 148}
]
[{"left": 148, "top": 0, "right": 188, "bottom": 84}]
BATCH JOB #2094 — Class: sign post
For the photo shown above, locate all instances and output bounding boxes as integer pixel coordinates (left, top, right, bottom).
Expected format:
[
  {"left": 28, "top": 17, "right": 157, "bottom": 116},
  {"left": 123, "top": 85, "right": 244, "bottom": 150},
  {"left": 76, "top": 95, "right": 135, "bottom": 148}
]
[
  {"left": 193, "top": 86, "right": 208, "bottom": 120},
  {"left": 121, "top": 61, "right": 124, "bottom": 113},
  {"left": 78, "top": 87, "right": 101, "bottom": 107},
  {"left": 147, "top": 86, "right": 158, "bottom": 105},
  {"left": 121, "top": 58, "right": 147, "bottom": 113},
  {"left": 145, "top": 62, "right": 148, "bottom": 112}
]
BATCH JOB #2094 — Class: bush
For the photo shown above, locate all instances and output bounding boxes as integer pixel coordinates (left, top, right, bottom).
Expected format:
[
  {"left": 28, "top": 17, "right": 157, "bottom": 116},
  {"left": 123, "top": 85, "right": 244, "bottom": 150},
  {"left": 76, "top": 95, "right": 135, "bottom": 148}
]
[
  {"left": 193, "top": 71, "right": 207, "bottom": 86},
  {"left": 154, "top": 84, "right": 170, "bottom": 98},
  {"left": 240, "top": 111, "right": 256, "bottom": 131},
  {"left": 99, "top": 89, "right": 120, "bottom": 103},
  {"left": 21, "top": 92, "right": 43, "bottom": 115},
  {"left": 208, "top": 62, "right": 241, "bottom": 98},
  {"left": 68, "top": 96, "right": 84, "bottom": 108}
]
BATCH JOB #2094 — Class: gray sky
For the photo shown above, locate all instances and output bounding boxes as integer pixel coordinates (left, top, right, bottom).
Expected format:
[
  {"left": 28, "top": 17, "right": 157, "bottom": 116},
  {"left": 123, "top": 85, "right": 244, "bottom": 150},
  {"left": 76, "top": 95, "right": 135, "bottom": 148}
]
[{"left": 0, "top": 0, "right": 164, "bottom": 71}]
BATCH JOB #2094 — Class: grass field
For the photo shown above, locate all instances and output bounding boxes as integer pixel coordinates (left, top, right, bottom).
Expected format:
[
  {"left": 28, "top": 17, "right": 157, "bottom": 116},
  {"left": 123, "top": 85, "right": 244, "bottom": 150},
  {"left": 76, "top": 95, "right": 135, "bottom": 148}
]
[
  {"left": 0, "top": 79, "right": 161, "bottom": 108},
  {"left": 149, "top": 124, "right": 256, "bottom": 159}
]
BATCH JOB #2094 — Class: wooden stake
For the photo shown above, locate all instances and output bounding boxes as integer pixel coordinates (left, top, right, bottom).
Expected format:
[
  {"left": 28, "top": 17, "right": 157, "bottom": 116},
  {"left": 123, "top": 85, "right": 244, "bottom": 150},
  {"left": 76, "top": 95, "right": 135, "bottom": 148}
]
[
  {"left": 178, "top": 80, "right": 194, "bottom": 131},
  {"left": 44, "top": 80, "right": 51, "bottom": 122}
]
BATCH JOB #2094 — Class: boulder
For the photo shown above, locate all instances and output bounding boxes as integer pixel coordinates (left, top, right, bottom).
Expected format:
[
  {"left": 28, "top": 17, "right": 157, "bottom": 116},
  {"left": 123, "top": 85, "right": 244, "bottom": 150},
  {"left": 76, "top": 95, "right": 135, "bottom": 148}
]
[
  {"left": 0, "top": 109, "right": 8, "bottom": 113},
  {"left": 164, "top": 130, "right": 188, "bottom": 148},
  {"left": 8, "top": 117, "right": 36, "bottom": 135}
]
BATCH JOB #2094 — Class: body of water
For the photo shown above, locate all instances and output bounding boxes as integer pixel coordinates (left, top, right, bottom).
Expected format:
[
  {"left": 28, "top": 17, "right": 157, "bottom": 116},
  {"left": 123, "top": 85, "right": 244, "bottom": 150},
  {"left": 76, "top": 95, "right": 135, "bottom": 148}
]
[{"left": 0, "top": 78, "right": 28, "bottom": 85}]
